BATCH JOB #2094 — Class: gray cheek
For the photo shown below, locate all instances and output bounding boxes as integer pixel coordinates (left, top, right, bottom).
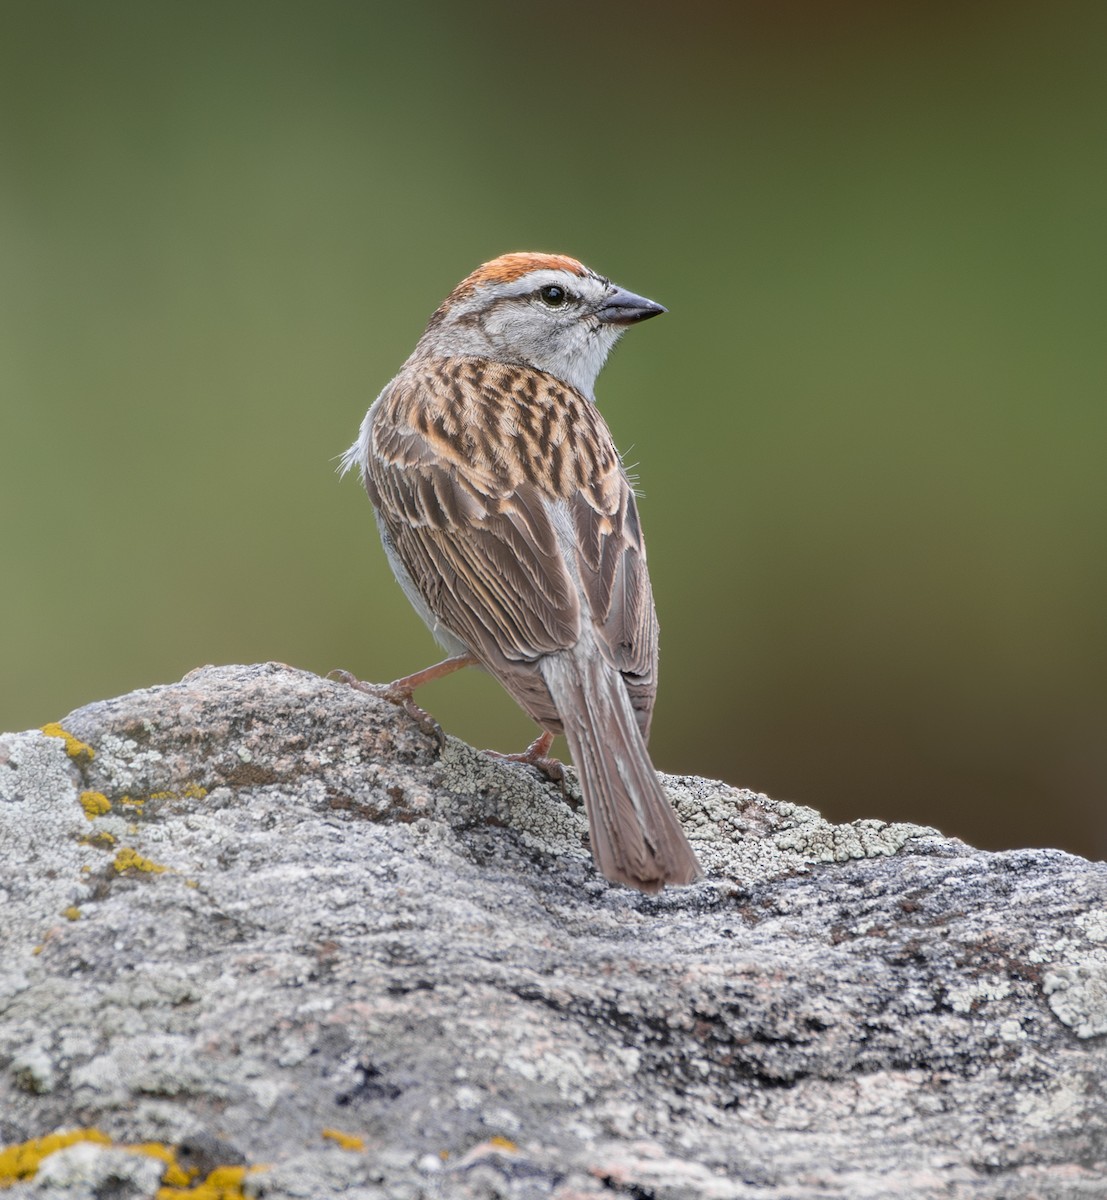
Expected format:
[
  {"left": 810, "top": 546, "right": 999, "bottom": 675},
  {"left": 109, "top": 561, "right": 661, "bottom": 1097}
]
[
  {"left": 485, "top": 311, "right": 528, "bottom": 355},
  {"left": 493, "top": 312, "right": 559, "bottom": 366}
]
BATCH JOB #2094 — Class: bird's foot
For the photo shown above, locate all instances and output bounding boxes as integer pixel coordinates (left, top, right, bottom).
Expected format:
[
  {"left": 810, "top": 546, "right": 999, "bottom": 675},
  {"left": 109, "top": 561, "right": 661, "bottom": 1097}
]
[
  {"left": 485, "top": 731, "right": 566, "bottom": 787},
  {"left": 327, "top": 668, "right": 445, "bottom": 745}
]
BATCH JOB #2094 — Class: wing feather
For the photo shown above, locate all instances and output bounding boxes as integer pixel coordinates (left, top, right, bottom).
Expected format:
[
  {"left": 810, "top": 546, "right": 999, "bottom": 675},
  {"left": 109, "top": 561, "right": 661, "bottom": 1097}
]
[{"left": 364, "top": 357, "right": 658, "bottom": 727}]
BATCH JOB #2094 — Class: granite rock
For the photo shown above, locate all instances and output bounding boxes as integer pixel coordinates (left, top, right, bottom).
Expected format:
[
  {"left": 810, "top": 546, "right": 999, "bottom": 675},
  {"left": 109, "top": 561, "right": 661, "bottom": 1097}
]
[{"left": 0, "top": 663, "right": 1104, "bottom": 1198}]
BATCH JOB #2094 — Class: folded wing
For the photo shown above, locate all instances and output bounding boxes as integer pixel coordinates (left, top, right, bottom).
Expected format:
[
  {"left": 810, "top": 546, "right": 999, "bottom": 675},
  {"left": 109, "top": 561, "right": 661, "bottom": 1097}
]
[{"left": 364, "top": 358, "right": 659, "bottom": 734}]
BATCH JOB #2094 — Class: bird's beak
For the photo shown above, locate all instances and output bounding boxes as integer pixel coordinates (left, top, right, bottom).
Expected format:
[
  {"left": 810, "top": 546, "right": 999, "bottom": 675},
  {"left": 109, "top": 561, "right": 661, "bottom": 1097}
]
[{"left": 596, "top": 286, "right": 667, "bottom": 326}]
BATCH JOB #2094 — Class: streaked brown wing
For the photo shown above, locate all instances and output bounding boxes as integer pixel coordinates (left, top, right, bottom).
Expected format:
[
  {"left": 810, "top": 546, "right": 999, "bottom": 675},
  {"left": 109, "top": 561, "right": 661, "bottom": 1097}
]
[
  {"left": 570, "top": 481, "right": 656, "bottom": 676},
  {"left": 569, "top": 474, "right": 659, "bottom": 739},
  {"left": 372, "top": 467, "right": 580, "bottom": 663},
  {"left": 365, "top": 359, "right": 658, "bottom": 720}
]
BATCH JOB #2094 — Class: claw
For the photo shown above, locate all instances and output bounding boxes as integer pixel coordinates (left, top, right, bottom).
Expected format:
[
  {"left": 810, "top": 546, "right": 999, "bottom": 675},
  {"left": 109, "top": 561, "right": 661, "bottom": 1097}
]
[
  {"left": 485, "top": 731, "right": 565, "bottom": 786},
  {"left": 327, "top": 668, "right": 372, "bottom": 691},
  {"left": 328, "top": 668, "right": 445, "bottom": 747}
]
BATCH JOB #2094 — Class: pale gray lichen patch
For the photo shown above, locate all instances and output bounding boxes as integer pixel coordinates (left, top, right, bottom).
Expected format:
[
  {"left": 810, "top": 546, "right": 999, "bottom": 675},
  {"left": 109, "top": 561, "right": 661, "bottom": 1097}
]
[
  {"left": 1076, "top": 909, "right": 1107, "bottom": 942},
  {"left": 1012, "top": 1070, "right": 1092, "bottom": 1131},
  {"left": 30, "top": 1143, "right": 165, "bottom": 1195},
  {"left": 662, "top": 774, "right": 937, "bottom": 886},
  {"left": 1026, "top": 898, "right": 1107, "bottom": 1038},
  {"left": 1042, "top": 962, "right": 1107, "bottom": 1038},
  {"left": 437, "top": 736, "right": 590, "bottom": 864},
  {"left": 0, "top": 731, "right": 84, "bottom": 836},
  {"left": 765, "top": 808, "right": 938, "bottom": 865},
  {"left": 0, "top": 730, "right": 95, "bottom": 925},
  {"left": 947, "top": 977, "right": 1014, "bottom": 1015},
  {"left": 89, "top": 731, "right": 167, "bottom": 792},
  {"left": 10, "top": 1044, "right": 56, "bottom": 1095}
]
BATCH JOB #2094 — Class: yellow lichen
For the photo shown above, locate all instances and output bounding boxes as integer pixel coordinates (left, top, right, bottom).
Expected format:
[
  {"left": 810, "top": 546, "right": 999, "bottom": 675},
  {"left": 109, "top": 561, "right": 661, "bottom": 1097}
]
[
  {"left": 321, "top": 1128, "right": 365, "bottom": 1151},
  {"left": 119, "top": 794, "right": 146, "bottom": 813},
  {"left": 0, "top": 1129, "right": 259, "bottom": 1194},
  {"left": 156, "top": 1164, "right": 264, "bottom": 1199},
  {"left": 0, "top": 1128, "right": 112, "bottom": 1186},
  {"left": 61, "top": 906, "right": 81, "bottom": 922},
  {"left": 488, "top": 1135, "right": 518, "bottom": 1152},
  {"left": 112, "top": 847, "right": 167, "bottom": 875},
  {"left": 79, "top": 791, "right": 111, "bottom": 819},
  {"left": 125, "top": 1143, "right": 195, "bottom": 1188},
  {"left": 40, "top": 723, "right": 95, "bottom": 762},
  {"left": 82, "top": 831, "right": 117, "bottom": 849},
  {"left": 149, "top": 784, "right": 208, "bottom": 803}
]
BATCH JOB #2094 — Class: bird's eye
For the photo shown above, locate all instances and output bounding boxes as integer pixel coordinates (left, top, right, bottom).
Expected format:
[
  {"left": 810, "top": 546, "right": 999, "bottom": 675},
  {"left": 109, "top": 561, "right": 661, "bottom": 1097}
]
[{"left": 538, "top": 284, "right": 567, "bottom": 307}]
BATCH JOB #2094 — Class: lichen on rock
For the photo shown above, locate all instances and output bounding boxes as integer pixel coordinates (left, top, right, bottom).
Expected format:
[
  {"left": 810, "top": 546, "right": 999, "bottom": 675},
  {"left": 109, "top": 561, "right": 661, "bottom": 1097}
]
[{"left": 1, "top": 663, "right": 1104, "bottom": 1199}]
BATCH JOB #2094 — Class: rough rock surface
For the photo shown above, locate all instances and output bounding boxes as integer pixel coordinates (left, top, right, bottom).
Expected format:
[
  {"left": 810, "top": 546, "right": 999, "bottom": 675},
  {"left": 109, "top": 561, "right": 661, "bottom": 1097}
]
[{"left": 1, "top": 662, "right": 1105, "bottom": 1199}]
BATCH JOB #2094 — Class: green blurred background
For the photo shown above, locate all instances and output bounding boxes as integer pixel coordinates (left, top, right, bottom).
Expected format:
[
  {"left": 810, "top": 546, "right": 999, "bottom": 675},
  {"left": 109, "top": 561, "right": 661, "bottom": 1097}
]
[{"left": 2, "top": 1, "right": 1104, "bottom": 859}]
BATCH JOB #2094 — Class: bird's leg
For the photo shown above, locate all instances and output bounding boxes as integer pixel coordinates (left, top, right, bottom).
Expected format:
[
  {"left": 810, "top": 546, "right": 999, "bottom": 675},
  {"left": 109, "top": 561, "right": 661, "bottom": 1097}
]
[
  {"left": 382, "top": 654, "right": 479, "bottom": 699},
  {"left": 329, "top": 654, "right": 477, "bottom": 740},
  {"left": 486, "top": 730, "right": 566, "bottom": 787}
]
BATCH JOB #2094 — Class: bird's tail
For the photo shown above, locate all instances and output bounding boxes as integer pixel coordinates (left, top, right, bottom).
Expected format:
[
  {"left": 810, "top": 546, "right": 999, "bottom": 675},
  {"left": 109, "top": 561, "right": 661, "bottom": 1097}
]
[{"left": 541, "top": 650, "right": 701, "bottom": 893}]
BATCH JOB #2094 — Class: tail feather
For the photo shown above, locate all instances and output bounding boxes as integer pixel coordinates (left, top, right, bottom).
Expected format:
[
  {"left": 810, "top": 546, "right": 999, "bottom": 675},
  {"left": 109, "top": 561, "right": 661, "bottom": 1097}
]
[{"left": 542, "top": 651, "right": 701, "bottom": 892}]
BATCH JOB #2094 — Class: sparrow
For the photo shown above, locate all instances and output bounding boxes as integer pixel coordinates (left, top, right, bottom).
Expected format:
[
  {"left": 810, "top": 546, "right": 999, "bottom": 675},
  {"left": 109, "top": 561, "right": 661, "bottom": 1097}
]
[{"left": 340, "top": 252, "right": 700, "bottom": 893}]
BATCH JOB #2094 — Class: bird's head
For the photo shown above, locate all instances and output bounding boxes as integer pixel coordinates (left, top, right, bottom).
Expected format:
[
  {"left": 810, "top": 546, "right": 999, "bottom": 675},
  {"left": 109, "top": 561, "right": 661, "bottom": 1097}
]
[{"left": 414, "top": 252, "right": 666, "bottom": 397}]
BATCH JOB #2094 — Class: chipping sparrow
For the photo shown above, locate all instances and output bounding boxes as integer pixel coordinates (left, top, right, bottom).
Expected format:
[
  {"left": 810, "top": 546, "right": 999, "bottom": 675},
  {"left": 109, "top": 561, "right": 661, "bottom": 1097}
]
[{"left": 340, "top": 252, "right": 700, "bottom": 892}]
